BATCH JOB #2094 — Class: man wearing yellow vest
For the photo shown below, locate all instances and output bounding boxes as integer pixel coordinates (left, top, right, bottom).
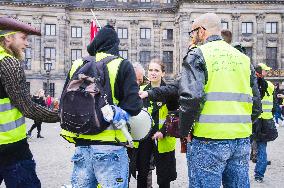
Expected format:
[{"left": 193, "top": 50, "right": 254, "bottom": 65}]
[
  {"left": 253, "top": 63, "right": 278, "bottom": 183},
  {"left": 60, "top": 25, "right": 142, "bottom": 188},
  {"left": 179, "top": 13, "right": 262, "bottom": 187},
  {"left": 0, "top": 17, "right": 59, "bottom": 187}
]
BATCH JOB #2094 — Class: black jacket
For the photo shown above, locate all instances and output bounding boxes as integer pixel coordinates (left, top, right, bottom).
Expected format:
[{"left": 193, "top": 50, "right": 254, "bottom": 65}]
[
  {"left": 62, "top": 25, "right": 142, "bottom": 116},
  {"left": 179, "top": 35, "right": 262, "bottom": 137},
  {"left": 143, "top": 81, "right": 178, "bottom": 135},
  {"left": 147, "top": 80, "right": 179, "bottom": 111}
]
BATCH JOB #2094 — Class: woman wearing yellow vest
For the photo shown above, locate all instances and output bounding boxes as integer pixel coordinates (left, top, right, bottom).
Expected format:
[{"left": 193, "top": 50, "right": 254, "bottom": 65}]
[{"left": 135, "top": 58, "right": 177, "bottom": 188}]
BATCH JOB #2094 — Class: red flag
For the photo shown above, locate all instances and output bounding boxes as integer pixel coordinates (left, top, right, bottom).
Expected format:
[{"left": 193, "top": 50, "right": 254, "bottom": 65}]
[{"left": 90, "top": 20, "right": 98, "bottom": 41}]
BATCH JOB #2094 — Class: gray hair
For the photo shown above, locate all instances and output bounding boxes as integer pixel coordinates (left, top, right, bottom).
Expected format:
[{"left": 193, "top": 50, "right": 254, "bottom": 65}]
[{"left": 132, "top": 62, "right": 145, "bottom": 76}]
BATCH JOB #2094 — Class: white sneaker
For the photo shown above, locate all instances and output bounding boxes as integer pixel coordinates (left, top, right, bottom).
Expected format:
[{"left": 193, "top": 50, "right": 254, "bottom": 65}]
[{"left": 275, "top": 123, "right": 280, "bottom": 127}]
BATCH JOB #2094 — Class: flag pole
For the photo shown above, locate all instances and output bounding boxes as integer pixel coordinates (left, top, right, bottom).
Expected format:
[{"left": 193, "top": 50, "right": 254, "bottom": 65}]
[{"left": 91, "top": 9, "right": 101, "bottom": 29}]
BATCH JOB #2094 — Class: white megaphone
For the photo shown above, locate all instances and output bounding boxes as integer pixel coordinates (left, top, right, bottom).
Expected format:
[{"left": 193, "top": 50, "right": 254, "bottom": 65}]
[{"left": 127, "top": 108, "right": 152, "bottom": 141}]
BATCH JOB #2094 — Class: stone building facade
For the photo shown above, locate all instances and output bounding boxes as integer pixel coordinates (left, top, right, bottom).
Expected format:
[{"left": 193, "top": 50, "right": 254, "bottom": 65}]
[{"left": 0, "top": 0, "right": 284, "bottom": 97}]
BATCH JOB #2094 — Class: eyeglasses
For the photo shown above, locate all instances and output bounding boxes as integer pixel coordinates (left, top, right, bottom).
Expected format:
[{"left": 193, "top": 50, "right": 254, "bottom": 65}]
[{"left": 188, "top": 26, "right": 206, "bottom": 38}]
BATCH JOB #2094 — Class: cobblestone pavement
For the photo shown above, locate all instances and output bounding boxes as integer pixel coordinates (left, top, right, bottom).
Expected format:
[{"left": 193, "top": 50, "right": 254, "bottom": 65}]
[{"left": 1, "top": 119, "right": 283, "bottom": 188}]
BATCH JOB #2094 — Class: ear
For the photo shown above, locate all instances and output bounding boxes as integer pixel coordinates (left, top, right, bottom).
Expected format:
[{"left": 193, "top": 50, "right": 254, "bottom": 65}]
[
  {"left": 4, "top": 35, "right": 13, "bottom": 43},
  {"left": 161, "top": 71, "right": 166, "bottom": 78}
]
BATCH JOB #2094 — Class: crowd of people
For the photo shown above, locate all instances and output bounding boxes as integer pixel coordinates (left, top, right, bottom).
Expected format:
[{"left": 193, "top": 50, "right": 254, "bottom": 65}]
[{"left": 0, "top": 12, "right": 280, "bottom": 188}]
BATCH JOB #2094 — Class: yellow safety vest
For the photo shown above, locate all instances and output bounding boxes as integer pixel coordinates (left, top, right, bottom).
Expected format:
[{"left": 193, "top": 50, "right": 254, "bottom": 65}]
[
  {"left": 259, "top": 81, "right": 274, "bottom": 119},
  {"left": 60, "top": 52, "right": 127, "bottom": 143},
  {"left": 134, "top": 85, "right": 176, "bottom": 153},
  {"left": 194, "top": 40, "right": 253, "bottom": 139},
  {"left": 0, "top": 46, "right": 27, "bottom": 145}
]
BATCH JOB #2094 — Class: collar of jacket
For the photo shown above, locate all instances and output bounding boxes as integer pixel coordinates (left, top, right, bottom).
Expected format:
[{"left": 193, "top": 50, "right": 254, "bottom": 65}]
[
  {"left": 145, "top": 80, "right": 166, "bottom": 90},
  {"left": 204, "top": 35, "right": 223, "bottom": 44}
]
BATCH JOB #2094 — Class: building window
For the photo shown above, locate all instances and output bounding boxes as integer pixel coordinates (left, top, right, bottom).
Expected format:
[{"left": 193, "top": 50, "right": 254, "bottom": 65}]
[
  {"left": 71, "top": 49, "right": 82, "bottom": 62},
  {"left": 119, "top": 50, "right": 128, "bottom": 59},
  {"left": 44, "top": 47, "right": 56, "bottom": 70},
  {"left": 140, "top": 51, "right": 151, "bottom": 66},
  {"left": 140, "top": 0, "right": 151, "bottom": 2},
  {"left": 45, "top": 24, "right": 56, "bottom": 36},
  {"left": 163, "top": 0, "right": 172, "bottom": 3},
  {"left": 43, "top": 82, "right": 55, "bottom": 97},
  {"left": 118, "top": 0, "right": 127, "bottom": 2},
  {"left": 26, "top": 82, "right": 30, "bottom": 95},
  {"left": 117, "top": 28, "right": 128, "bottom": 39},
  {"left": 266, "top": 47, "right": 277, "bottom": 69},
  {"left": 24, "top": 47, "right": 32, "bottom": 70},
  {"left": 140, "top": 28, "right": 151, "bottom": 39},
  {"left": 221, "top": 21, "right": 229, "bottom": 29},
  {"left": 163, "top": 51, "right": 173, "bottom": 73},
  {"left": 245, "top": 47, "right": 253, "bottom": 63},
  {"left": 162, "top": 29, "right": 173, "bottom": 40},
  {"left": 71, "top": 26, "right": 82, "bottom": 38},
  {"left": 242, "top": 22, "right": 253, "bottom": 34},
  {"left": 266, "top": 22, "right": 277, "bottom": 34}
]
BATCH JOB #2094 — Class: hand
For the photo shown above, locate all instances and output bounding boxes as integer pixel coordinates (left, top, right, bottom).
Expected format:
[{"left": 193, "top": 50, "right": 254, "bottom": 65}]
[
  {"left": 111, "top": 105, "right": 129, "bottom": 123},
  {"left": 185, "top": 134, "right": 192, "bottom": 142},
  {"left": 139, "top": 91, "right": 148, "bottom": 99},
  {"left": 152, "top": 132, "right": 163, "bottom": 140},
  {"left": 277, "top": 94, "right": 284, "bottom": 98}
]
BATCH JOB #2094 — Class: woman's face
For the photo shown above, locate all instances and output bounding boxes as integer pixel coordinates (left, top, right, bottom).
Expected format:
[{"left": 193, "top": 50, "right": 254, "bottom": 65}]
[{"left": 148, "top": 62, "right": 165, "bottom": 84}]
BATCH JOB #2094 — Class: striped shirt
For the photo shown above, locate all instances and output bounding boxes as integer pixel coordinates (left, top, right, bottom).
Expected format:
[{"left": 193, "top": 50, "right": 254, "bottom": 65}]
[{"left": 0, "top": 56, "right": 59, "bottom": 123}]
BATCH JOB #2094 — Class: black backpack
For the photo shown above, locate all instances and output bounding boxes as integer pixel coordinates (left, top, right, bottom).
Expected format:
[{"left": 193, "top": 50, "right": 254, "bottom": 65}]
[{"left": 60, "top": 55, "right": 117, "bottom": 135}]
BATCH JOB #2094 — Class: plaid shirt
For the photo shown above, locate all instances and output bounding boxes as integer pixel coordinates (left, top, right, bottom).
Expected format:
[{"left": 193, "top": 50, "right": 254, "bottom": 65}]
[{"left": 0, "top": 56, "right": 59, "bottom": 123}]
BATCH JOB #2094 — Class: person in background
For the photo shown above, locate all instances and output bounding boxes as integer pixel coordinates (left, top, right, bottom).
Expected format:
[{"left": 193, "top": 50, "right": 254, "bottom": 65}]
[
  {"left": 45, "top": 95, "right": 52, "bottom": 109},
  {"left": 129, "top": 62, "right": 154, "bottom": 188},
  {"left": 52, "top": 98, "right": 59, "bottom": 111},
  {"left": 221, "top": 29, "right": 232, "bottom": 44},
  {"left": 0, "top": 16, "right": 59, "bottom": 188},
  {"left": 27, "top": 89, "right": 46, "bottom": 138}
]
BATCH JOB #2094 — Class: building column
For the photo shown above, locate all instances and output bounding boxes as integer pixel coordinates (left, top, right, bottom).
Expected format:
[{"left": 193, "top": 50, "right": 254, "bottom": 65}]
[
  {"left": 130, "top": 20, "right": 139, "bottom": 63},
  {"left": 231, "top": 13, "right": 240, "bottom": 43},
  {"left": 57, "top": 15, "right": 70, "bottom": 75},
  {"left": 280, "top": 14, "right": 284, "bottom": 69},
  {"left": 178, "top": 12, "right": 191, "bottom": 72},
  {"left": 153, "top": 20, "right": 161, "bottom": 57},
  {"left": 32, "top": 15, "right": 42, "bottom": 73},
  {"left": 256, "top": 13, "right": 266, "bottom": 65},
  {"left": 174, "top": 17, "right": 180, "bottom": 75}
]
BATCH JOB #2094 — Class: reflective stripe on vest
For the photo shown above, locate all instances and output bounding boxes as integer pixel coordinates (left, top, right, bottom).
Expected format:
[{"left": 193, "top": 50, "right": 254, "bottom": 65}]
[
  {"left": 259, "top": 81, "right": 274, "bottom": 119},
  {"left": 206, "top": 92, "right": 253, "bottom": 103},
  {"left": 0, "top": 117, "right": 25, "bottom": 132},
  {"left": 194, "top": 40, "right": 253, "bottom": 139},
  {"left": 0, "top": 102, "right": 15, "bottom": 111},
  {"left": 135, "top": 84, "right": 176, "bottom": 153},
  {"left": 60, "top": 52, "right": 126, "bottom": 143},
  {"left": 198, "top": 115, "right": 251, "bottom": 123},
  {"left": 0, "top": 46, "right": 27, "bottom": 145}
]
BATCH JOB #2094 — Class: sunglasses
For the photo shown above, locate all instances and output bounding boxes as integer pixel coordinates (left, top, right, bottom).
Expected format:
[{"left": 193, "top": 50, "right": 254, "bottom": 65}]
[{"left": 188, "top": 26, "right": 206, "bottom": 38}]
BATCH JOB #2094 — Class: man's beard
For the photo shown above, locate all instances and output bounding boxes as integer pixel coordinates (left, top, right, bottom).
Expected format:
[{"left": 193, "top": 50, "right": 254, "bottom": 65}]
[{"left": 9, "top": 43, "right": 24, "bottom": 60}]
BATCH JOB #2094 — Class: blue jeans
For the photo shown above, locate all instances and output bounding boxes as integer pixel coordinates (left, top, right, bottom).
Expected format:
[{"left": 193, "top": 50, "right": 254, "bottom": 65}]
[
  {"left": 0, "top": 159, "right": 41, "bottom": 188},
  {"left": 254, "top": 142, "right": 267, "bottom": 179},
  {"left": 71, "top": 145, "right": 129, "bottom": 188},
  {"left": 187, "top": 138, "right": 250, "bottom": 188},
  {"left": 186, "top": 142, "right": 192, "bottom": 168}
]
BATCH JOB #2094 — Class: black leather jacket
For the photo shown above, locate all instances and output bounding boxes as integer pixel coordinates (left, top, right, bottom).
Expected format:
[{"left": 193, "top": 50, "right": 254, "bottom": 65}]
[{"left": 179, "top": 35, "right": 262, "bottom": 137}]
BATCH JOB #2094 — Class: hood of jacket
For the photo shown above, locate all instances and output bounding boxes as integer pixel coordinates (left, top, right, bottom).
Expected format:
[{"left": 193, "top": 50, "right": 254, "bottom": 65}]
[{"left": 87, "top": 24, "right": 120, "bottom": 56}]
